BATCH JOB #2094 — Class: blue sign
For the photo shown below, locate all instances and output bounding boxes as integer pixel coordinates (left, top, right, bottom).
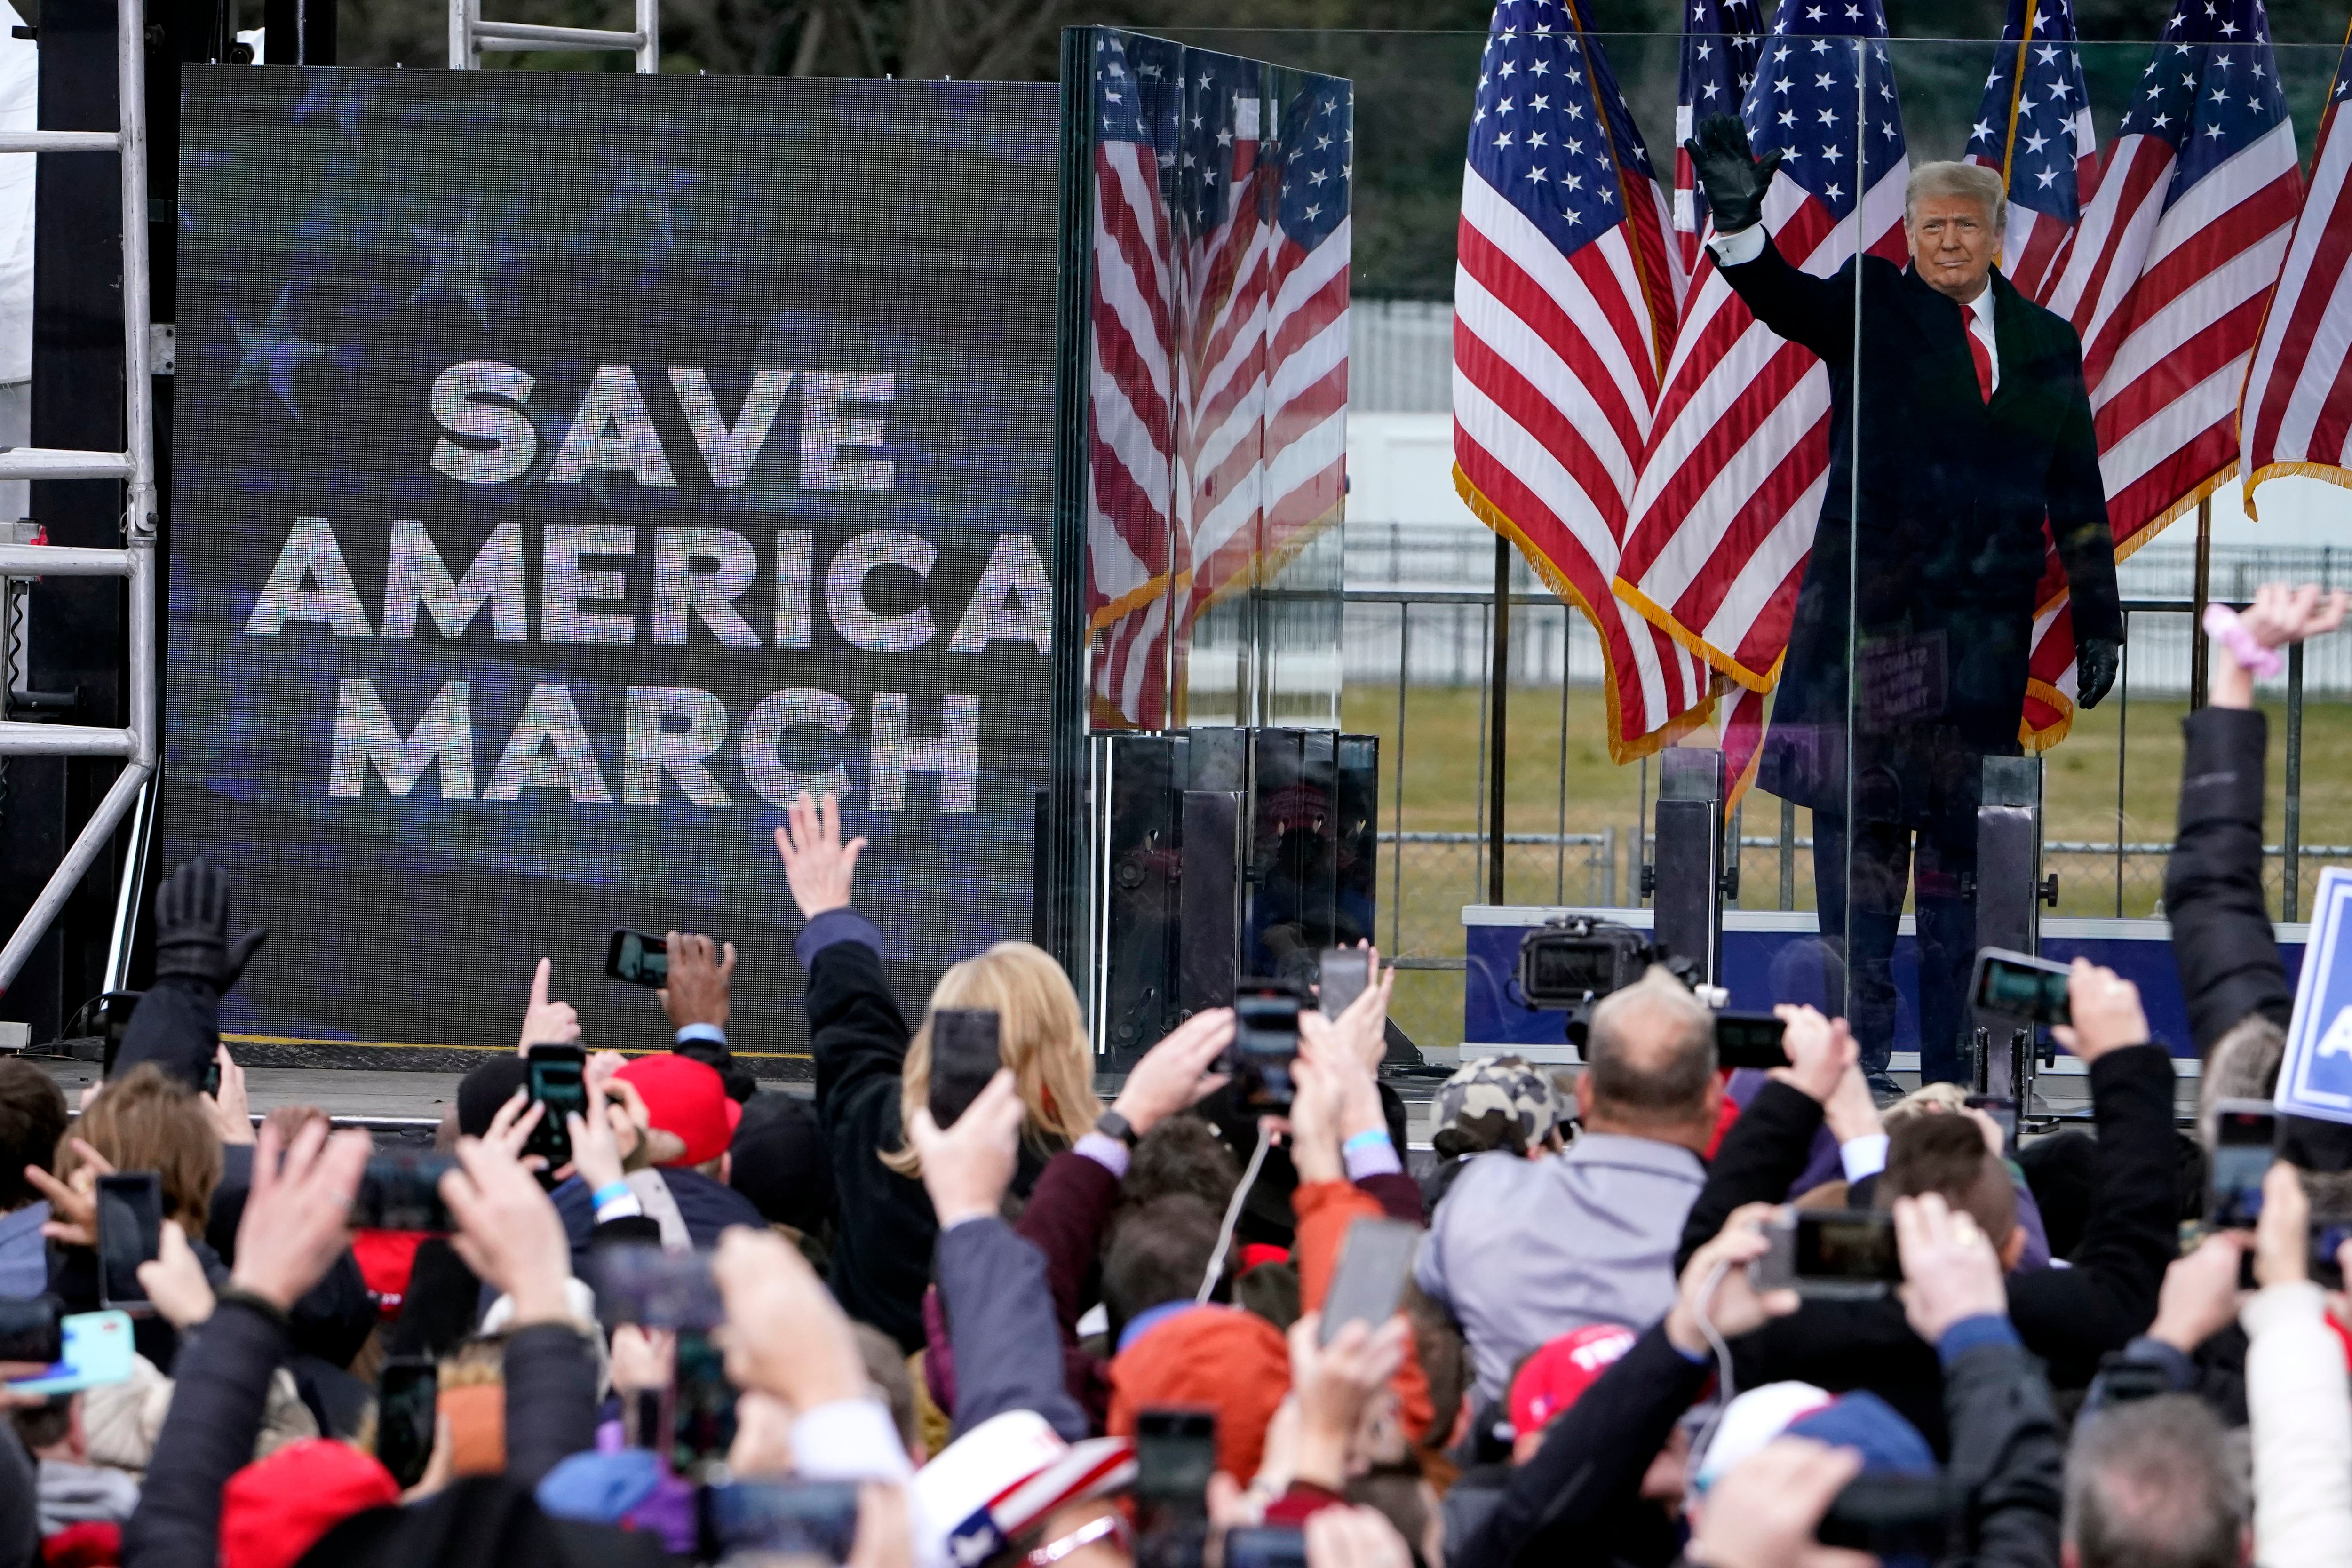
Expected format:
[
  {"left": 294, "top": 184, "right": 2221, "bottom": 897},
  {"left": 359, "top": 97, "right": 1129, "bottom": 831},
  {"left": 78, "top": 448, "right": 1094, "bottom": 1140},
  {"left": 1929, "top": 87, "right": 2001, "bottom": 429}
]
[{"left": 2279, "top": 868, "right": 2352, "bottom": 1122}]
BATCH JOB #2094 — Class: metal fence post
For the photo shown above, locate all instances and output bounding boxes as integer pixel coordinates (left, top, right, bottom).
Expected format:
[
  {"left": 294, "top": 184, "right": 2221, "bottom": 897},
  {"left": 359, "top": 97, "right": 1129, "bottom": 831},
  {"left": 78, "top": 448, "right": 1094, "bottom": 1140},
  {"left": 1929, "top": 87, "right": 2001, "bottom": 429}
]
[
  {"left": 2286, "top": 638, "right": 2304, "bottom": 922},
  {"left": 1392, "top": 603, "right": 1407, "bottom": 955},
  {"left": 1487, "top": 535, "right": 1510, "bottom": 905},
  {"left": 1780, "top": 797, "right": 1796, "bottom": 910}
]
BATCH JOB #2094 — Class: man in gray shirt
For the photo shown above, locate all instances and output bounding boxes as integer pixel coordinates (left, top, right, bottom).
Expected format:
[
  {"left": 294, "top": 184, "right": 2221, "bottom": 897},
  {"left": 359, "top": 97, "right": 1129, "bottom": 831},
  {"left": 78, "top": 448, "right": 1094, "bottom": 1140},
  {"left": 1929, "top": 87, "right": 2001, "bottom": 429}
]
[{"left": 1416, "top": 968, "right": 1720, "bottom": 1409}]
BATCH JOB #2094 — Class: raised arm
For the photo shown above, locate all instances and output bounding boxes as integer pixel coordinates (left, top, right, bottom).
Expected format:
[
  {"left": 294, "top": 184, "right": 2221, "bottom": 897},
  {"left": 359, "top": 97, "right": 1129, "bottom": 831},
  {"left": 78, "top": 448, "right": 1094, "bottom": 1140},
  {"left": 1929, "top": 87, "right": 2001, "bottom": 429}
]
[
  {"left": 1675, "top": 1006, "right": 1855, "bottom": 1273},
  {"left": 1685, "top": 114, "right": 1853, "bottom": 362}
]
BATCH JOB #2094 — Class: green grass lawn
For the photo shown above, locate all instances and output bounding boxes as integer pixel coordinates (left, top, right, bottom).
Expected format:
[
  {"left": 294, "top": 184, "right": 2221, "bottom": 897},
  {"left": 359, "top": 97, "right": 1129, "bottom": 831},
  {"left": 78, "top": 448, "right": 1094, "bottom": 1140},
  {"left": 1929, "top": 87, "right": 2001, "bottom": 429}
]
[{"left": 1339, "top": 683, "right": 2352, "bottom": 1050}]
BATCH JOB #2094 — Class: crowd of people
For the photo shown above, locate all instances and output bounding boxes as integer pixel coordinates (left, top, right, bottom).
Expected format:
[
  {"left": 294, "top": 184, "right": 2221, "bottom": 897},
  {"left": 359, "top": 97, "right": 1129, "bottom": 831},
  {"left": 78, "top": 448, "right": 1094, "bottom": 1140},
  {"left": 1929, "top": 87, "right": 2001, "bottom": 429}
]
[{"left": 0, "top": 583, "right": 2339, "bottom": 1568}]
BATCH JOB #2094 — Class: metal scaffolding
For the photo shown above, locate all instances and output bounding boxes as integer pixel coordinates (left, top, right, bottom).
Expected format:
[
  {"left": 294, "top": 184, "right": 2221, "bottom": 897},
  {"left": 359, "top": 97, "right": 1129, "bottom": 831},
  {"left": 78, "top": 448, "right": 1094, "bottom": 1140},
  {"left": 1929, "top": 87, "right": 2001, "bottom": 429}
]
[
  {"left": 449, "top": 0, "right": 659, "bottom": 72},
  {"left": 0, "top": 0, "right": 157, "bottom": 998}
]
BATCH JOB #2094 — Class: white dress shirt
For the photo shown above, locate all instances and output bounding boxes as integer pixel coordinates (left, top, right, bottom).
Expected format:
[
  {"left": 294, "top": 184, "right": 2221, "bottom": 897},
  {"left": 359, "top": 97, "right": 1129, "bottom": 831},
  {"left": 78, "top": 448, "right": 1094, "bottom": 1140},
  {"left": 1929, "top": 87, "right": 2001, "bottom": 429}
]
[{"left": 1708, "top": 224, "right": 2001, "bottom": 395}]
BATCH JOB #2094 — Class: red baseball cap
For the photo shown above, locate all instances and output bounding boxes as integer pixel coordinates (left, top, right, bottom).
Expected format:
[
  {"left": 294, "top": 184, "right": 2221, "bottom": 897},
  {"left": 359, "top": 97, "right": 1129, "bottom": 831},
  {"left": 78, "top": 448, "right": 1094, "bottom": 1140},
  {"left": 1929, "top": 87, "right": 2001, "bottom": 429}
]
[
  {"left": 1509, "top": 1323, "right": 1638, "bottom": 1437},
  {"left": 617, "top": 1054, "right": 742, "bottom": 1167},
  {"left": 219, "top": 1438, "right": 400, "bottom": 1568}
]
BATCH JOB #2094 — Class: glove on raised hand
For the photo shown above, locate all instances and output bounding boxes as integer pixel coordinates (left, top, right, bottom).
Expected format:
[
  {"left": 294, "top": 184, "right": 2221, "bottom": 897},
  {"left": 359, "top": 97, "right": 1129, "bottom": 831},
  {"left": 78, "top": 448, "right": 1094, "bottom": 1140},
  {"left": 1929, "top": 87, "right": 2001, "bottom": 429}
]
[
  {"left": 1682, "top": 112, "right": 1782, "bottom": 237},
  {"left": 152, "top": 859, "right": 267, "bottom": 993},
  {"left": 2076, "top": 637, "right": 2122, "bottom": 709}
]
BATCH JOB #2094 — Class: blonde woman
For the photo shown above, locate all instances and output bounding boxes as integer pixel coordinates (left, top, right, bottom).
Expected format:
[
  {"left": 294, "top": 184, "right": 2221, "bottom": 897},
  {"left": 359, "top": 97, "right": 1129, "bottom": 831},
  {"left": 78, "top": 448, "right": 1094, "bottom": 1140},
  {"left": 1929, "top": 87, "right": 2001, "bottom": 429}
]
[{"left": 781, "top": 790, "right": 1214, "bottom": 1351}]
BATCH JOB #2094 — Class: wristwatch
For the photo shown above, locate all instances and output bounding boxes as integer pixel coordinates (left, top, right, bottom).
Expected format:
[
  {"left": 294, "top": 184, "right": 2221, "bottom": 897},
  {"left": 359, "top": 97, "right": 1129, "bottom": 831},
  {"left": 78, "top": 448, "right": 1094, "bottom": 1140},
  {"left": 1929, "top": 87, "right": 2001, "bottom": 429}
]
[{"left": 1095, "top": 1109, "right": 1140, "bottom": 1148}]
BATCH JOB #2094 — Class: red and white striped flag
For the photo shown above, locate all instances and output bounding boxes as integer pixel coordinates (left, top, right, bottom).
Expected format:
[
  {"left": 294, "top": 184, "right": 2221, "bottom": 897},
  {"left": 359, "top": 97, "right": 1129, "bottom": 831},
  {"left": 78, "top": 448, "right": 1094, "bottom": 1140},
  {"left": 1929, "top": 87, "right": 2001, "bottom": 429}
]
[
  {"left": 1962, "top": 0, "right": 2098, "bottom": 304},
  {"left": 1672, "top": 0, "right": 1764, "bottom": 276},
  {"left": 2239, "top": 25, "right": 2352, "bottom": 517},
  {"left": 1451, "top": 0, "right": 1702, "bottom": 764},
  {"left": 1612, "top": 5, "right": 1911, "bottom": 799},
  {"left": 2027, "top": 0, "right": 2298, "bottom": 739},
  {"left": 1082, "top": 40, "right": 1353, "bottom": 729}
]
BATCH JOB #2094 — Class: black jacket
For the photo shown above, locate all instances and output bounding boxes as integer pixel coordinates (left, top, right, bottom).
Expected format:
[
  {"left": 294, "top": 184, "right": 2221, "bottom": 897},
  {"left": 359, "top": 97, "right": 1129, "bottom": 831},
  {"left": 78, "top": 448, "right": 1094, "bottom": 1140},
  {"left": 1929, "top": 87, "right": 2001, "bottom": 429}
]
[
  {"left": 123, "top": 1298, "right": 600, "bottom": 1568},
  {"left": 1721, "top": 240, "right": 2121, "bottom": 823},
  {"left": 1672, "top": 1050, "right": 2176, "bottom": 1446},
  {"left": 2164, "top": 707, "right": 2292, "bottom": 1052},
  {"left": 809, "top": 938, "right": 937, "bottom": 1351}
]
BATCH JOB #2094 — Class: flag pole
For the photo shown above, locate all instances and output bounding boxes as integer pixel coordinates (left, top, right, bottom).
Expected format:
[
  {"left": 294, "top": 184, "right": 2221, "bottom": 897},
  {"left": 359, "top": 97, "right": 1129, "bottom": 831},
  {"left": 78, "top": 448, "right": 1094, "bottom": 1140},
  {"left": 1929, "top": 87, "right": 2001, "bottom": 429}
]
[
  {"left": 2190, "top": 494, "right": 2213, "bottom": 710},
  {"left": 1489, "top": 533, "right": 1511, "bottom": 905}
]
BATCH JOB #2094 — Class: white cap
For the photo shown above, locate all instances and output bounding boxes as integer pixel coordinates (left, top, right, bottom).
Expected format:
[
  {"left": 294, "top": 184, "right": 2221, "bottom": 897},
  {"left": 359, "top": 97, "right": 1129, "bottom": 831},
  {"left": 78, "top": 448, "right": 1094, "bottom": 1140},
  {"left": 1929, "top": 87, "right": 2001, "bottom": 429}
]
[
  {"left": 1691, "top": 1381, "right": 1834, "bottom": 1492},
  {"left": 910, "top": 1410, "right": 1137, "bottom": 1568}
]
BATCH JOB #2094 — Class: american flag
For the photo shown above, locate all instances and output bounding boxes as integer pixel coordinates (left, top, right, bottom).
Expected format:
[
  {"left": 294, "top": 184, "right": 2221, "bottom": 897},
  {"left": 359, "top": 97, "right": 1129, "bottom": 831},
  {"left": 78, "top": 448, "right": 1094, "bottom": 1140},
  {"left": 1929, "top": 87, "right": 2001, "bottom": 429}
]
[
  {"left": 1084, "top": 32, "right": 1184, "bottom": 728},
  {"left": 1451, "top": 0, "right": 1700, "bottom": 763},
  {"left": 1612, "top": 0, "right": 1910, "bottom": 794},
  {"left": 1963, "top": 0, "right": 2098, "bottom": 303},
  {"left": 1674, "top": 0, "right": 1765, "bottom": 274},
  {"left": 2031, "top": 0, "right": 2298, "bottom": 739},
  {"left": 2238, "top": 24, "right": 2352, "bottom": 517},
  {"left": 1082, "top": 35, "right": 1353, "bottom": 728}
]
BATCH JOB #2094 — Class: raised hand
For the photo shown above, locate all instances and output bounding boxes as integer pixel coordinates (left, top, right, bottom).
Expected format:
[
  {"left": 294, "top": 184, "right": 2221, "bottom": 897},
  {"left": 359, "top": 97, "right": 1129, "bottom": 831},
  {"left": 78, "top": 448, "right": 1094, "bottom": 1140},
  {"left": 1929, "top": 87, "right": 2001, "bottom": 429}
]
[
  {"left": 1683, "top": 113, "right": 1783, "bottom": 236},
  {"left": 2052, "top": 960, "right": 2148, "bottom": 1064},
  {"left": 205, "top": 1045, "right": 256, "bottom": 1147},
  {"left": 1893, "top": 1192, "right": 2007, "bottom": 1344},
  {"left": 29, "top": 1138, "right": 115, "bottom": 1248},
  {"left": 516, "top": 958, "right": 580, "bottom": 1055},
  {"left": 1770, "top": 1005, "right": 1856, "bottom": 1103},
  {"left": 2242, "top": 581, "right": 2351, "bottom": 651},
  {"left": 774, "top": 791, "right": 867, "bottom": 921},
  {"left": 1112, "top": 1009, "right": 1235, "bottom": 1137},
  {"left": 137, "top": 1220, "right": 218, "bottom": 1330},
  {"left": 1687, "top": 1438, "right": 1874, "bottom": 1568},
  {"left": 151, "top": 859, "right": 268, "bottom": 994},
  {"left": 228, "top": 1119, "right": 372, "bottom": 1313},
  {"left": 1667, "top": 1202, "right": 1800, "bottom": 1355},
  {"left": 439, "top": 1133, "right": 574, "bottom": 1327},
  {"left": 710, "top": 1225, "right": 869, "bottom": 1410},
  {"left": 660, "top": 931, "right": 737, "bottom": 1033}
]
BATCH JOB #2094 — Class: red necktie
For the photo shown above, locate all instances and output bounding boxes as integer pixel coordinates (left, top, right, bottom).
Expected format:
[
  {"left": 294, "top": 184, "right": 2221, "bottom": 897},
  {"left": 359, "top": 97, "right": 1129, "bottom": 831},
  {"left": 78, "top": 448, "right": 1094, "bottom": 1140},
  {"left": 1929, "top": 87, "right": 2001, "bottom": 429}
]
[{"left": 1963, "top": 305, "right": 1993, "bottom": 403}]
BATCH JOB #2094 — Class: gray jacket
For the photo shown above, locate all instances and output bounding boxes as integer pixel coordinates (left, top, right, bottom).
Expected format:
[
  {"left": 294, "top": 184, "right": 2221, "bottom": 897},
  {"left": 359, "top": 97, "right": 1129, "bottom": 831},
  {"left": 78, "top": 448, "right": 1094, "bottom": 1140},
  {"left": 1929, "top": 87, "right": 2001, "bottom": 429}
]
[{"left": 1415, "top": 1133, "right": 1706, "bottom": 1406}]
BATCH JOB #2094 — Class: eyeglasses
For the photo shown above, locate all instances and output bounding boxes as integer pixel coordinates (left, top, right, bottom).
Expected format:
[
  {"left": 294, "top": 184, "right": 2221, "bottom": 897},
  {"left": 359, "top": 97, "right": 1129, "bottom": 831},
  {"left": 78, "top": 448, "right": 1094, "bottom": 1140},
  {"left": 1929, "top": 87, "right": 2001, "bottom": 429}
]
[{"left": 1026, "top": 1510, "right": 1134, "bottom": 1567}]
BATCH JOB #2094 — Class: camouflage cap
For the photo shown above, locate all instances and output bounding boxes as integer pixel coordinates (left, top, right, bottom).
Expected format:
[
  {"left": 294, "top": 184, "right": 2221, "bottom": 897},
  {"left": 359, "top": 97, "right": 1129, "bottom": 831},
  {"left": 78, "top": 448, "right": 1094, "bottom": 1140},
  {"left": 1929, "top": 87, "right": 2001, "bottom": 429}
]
[{"left": 1433, "top": 1054, "right": 1567, "bottom": 1157}]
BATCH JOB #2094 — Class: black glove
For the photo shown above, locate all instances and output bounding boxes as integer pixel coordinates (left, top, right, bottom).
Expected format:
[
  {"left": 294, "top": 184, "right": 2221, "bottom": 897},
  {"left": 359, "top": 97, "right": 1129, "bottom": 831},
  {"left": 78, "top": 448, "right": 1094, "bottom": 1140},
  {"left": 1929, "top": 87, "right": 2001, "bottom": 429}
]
[
  {"left": 151, "top": 859, "right": 267, "bottom": 993},
  {"left": 1682, "top": 113, "right": 1782, "bottom": 238},
  {"left": 2077, "top": 637, "right": 2122, "bottom": 710}
]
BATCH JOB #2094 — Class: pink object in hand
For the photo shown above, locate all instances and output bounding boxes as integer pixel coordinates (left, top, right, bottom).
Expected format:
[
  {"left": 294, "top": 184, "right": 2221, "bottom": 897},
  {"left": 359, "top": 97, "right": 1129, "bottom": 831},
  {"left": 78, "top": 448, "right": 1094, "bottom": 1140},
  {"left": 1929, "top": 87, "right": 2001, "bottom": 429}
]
[{"left": 2203, "top": 604, "right": 2284, "bottom": 679}]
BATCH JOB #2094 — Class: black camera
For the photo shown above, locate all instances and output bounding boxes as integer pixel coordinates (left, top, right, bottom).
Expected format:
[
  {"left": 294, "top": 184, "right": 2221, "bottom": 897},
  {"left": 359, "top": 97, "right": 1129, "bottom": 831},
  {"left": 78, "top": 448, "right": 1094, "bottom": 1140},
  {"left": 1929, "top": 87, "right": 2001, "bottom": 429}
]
[{"left": 1516, "top": 915, "right": 1654, "bottom": 1010}]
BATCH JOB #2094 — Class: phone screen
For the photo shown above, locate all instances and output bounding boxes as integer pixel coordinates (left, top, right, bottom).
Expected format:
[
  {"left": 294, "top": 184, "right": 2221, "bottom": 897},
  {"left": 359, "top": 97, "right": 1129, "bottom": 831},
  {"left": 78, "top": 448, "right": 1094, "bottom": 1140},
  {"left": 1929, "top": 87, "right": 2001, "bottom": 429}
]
[
  {"left": 0, "top": 1299, "right": 63, "bottom": 1364},
  {"left": 2209, "top": 1103, "right": 2278, "bottom": 1228},
  {"left": 928, "top": 1010, "right": 1002, "bottom": 1130},
  {"left": 1714, "top": 1012, "right": 1789, "bottom": 1070},
  {"left": 1135, "top": 1408, "right": 1218, "bottom": 1506},
  {"left": 672, "top": 1330, "right": 738, "bottom": 1479},
  {"left": 1319, "top": 1218, "right": 1418, "bottom": 1345},
  {"left": 1317, "top": 949, "right": 1369, "bottom": 1020},
  {"left": 1224, "top": 1530, "right": 1310, "bottom": 1568},
  {"left": 376, "top": 1359, "right": 438, "bottom": 1489},
  {"left": 95, "top": 1173, "right": 162, "bottom": 1312},
  {"left": 1796, "top": 1210, "right": 1903, "bottom": 1282},
  {"left": 606, "top": 929, "right": 670, "bottom": 987},
  {"left": 354, "top": 1154, "right": 457, "bottom": 1233},
  {"left": 594, "top": 1243, "right": 724, "bottom": 1331},
  {"left": 1972, "top": 950, "right": 2072, "bottom": 1026},
  {"left": 5, "top": 1311, "right": 135, "bottom": 1398},
  {"left": 525, "top": 1045, "right": 586, "bottom": 1167},
  {"left": 1230, "top": 990, "right": 1302, "bottom": 1110}
]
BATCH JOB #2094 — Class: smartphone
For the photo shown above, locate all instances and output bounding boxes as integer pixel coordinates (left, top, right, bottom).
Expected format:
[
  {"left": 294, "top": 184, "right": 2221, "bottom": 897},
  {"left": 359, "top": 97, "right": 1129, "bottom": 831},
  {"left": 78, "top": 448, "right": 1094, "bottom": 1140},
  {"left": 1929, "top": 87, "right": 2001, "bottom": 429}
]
[
  {"left": 1224, "top": 1529, "right": 1309, "bottom": 1568},
  {"left": 200, "top": 1059, "right": 222, "bottom": 1099},
  {"left": 95, "top": 1172, "right": 162, "bottom": 1314},
  {"left": 606, "top": 928, "right": 669, "bottom": 988},
  {"left": 1819, "top": 1472, "right": 1955, "bottom": 1556},
  {"left": 1966, "top": 1095, "right": 2019, "bottom": 1155},
  {"left": 1971, "top": 948, "right": 2072, "bottom": 1026},
  {"left": 595, "top": 1243, "right": 724, "bottom": 1331},
  {"left": 672, "top": 1329, "right": 738, "bottom": 1480},
  {"left": 928, "top": 1010, "right": 1002, "bottom": 1131},
  {"left": 1319, "top": 1218, "right": 1419, "bottom": 1345},
  {"left": 1714, "top": 1012, "right": 1789, "bottom": 1070},
  {"left": 2208, "top": 1099, "right": 2279, "bottom": 1230},
  {"left": 524, "top": 1043, "right": 587, "bottom": 1169},
  {"left": 5, "top": 1311, "right": 135, "bottom": 1397},
  {"left": 1134, "top": 1407, "right": 1218, "bottom": 1507},
  {"left": 352, "top": 1154, "right": 457, "bottom": 1232},
  {"left": 2094, "top": 1351, "right": 2173, "bottom": 1406},
  {"left": 1755, "top": 1209, "right": 1903, "bottom": 1299},
  {"left": 1226, "top": 987, "right": 1303, "bottom": 1111},
  {"left": 1317, "top": 948, "right": 1370, "bottom": 1020},
  {"left": 375, "top": 1357, "right": 439, "bottom": 1489},
  {"left": 0, "top": 1298, "right": 64, "bottom": 1365},
  {"left": 699, "top": 1480, "right": 862, "bottom": 1565}
]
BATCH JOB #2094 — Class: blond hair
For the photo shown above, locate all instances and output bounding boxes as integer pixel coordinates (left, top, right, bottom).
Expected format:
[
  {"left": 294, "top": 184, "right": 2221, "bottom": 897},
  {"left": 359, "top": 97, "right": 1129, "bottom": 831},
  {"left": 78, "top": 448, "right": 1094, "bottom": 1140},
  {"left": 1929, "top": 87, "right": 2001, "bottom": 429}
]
[{"left": 882, "top": 942, "right": 1102, "bottom": 1177}]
